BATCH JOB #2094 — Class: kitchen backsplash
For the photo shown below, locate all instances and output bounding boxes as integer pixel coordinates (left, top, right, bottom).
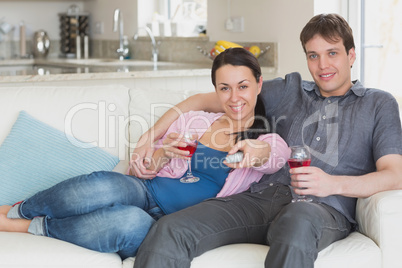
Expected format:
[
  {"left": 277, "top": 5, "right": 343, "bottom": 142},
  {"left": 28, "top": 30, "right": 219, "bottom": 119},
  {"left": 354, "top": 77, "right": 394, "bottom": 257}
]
[
  {"left": 0, "top": 37, "right": 277, "bottom": 68},
  {"left": 91, "top": 37, "right": 277, "bottom": 68}
]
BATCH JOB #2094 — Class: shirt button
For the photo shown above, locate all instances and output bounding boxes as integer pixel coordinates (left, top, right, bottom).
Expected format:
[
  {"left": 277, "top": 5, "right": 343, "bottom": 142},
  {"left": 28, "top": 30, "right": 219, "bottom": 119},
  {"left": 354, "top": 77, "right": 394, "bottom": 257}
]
[
  {"left": 269, "top": 183, "right": 274, "bottom": 186},
  {"left": 322, "top": 115, "right": 326, "bottom": 119},
  {"left": 327, "top": 100, "right": 331, "bottom": 103},
  {"left": 316, "top": 137, "right": 321, "bottom": 141}
]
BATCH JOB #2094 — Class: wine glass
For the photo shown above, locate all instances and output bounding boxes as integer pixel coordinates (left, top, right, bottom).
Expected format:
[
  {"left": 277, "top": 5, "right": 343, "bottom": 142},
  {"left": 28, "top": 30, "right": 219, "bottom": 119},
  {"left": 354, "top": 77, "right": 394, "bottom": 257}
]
[
  {"left": 288, "top": 145, "right": 312, "bottom": 202},
  {"left": 178, "top": 133, "right": 200, "bottom": 183}
]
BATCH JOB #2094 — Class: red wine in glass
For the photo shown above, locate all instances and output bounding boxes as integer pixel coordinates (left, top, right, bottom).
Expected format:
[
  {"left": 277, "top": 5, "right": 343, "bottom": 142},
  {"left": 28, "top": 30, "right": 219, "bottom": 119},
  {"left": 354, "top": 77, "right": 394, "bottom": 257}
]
[
  {"left": 179, "top": 134, "right": 200, "bottom": 183},
  {"left": 288, "top": 159, "right": 311, "bottom": 168},
  {"left": 288, "top": 145, "right": 312, "bottom": 202},
  {"left": 178, "top": 144, "right": 197, "bottom": 157}
]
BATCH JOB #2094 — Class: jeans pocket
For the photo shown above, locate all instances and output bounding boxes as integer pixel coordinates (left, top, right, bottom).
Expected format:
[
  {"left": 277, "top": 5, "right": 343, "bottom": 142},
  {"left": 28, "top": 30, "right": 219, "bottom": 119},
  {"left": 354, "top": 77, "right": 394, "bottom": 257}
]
[
  {"left": 272, "top": 184, "right": 292, "bottom": 205},
  {"left": 268, "top": 184, "right": 291, "bottom": 198}
]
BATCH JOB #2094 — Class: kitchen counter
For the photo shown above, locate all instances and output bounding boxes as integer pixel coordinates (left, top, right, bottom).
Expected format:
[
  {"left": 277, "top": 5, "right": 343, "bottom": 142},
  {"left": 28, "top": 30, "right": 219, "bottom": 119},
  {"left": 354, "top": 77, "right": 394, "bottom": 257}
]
[
  {"left": 0, "top": 58, "right": 215, "bottom": 83},
  {"left": 0, "top": 58, "right": 278, "bottom": 84},
  {"left": 0, "top": 58, "right": 279, "bottom": 94}
]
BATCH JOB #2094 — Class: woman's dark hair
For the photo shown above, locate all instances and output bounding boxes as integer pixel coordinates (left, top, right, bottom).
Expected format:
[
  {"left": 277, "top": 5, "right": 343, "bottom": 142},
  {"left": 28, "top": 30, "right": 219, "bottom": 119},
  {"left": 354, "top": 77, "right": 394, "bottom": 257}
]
[
  {"left": 211, "top": 47, "right": 271, "bottom": 142},
  {"left": 300, "top": 13, "right": 355, "bottom": 54}
]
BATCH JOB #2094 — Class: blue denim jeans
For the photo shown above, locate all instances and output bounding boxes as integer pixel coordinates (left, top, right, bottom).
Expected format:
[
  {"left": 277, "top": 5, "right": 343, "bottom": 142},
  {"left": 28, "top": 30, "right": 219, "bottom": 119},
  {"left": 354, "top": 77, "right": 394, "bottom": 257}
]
[
  {"left": 134, "top": 183, "right": 352, "bottom": 268},
  {"left": 9, "top": 171, "right": 163, "bottom": 259}
]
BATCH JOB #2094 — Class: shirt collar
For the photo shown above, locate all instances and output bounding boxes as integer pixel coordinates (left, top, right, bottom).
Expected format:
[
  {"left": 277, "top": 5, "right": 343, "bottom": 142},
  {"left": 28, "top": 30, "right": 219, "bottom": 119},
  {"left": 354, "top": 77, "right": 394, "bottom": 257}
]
[{"left": 303, "top": 80, "right": 366, "bottom": 97}]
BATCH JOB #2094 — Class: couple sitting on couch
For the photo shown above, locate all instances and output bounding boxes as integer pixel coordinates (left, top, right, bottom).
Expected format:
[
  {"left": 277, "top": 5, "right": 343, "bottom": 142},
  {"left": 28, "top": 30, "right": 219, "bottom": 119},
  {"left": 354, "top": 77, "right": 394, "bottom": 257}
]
[
  {"left": 0, "top": 47, "right": 289, "bottom": 258},
  {"left": 1, "top": 13, "right": 402, "bottom": 268}
]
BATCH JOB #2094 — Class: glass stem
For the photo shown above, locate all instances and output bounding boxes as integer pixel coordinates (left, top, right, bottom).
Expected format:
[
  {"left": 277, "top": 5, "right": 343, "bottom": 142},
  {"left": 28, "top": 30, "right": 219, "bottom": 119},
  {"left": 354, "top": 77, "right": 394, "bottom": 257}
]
[{"left": 187, "top": 159, "right": 193, "bottom": 177}]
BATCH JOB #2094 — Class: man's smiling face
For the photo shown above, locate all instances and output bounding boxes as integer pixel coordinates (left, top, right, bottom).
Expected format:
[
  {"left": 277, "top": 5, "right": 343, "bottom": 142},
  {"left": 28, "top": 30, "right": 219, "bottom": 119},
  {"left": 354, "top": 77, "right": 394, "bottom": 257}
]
[{"left": 305, "top": 34, "right": 356, "bottom": 97}]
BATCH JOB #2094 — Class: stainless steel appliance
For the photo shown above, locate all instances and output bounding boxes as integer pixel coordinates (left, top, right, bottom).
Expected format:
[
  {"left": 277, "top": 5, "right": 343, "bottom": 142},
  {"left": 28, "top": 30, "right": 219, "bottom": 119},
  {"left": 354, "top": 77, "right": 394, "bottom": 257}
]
[{"left": 32, "top": 30, "right": 50, "bottom": 58}]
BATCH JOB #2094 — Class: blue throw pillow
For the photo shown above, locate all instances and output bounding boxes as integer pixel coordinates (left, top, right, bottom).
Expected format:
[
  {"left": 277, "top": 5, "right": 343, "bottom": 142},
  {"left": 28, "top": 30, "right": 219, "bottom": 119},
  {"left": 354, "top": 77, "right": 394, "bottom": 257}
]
[{"left": 0, "top": 111, "right": 119, "bottom": 205}]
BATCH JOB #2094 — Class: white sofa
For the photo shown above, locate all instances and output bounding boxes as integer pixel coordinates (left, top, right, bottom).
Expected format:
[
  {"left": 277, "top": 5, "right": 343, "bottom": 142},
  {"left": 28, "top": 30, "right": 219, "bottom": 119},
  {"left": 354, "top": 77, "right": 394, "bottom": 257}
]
[{"left": 0, "top": 84, "right": 400, "bottom": 268}]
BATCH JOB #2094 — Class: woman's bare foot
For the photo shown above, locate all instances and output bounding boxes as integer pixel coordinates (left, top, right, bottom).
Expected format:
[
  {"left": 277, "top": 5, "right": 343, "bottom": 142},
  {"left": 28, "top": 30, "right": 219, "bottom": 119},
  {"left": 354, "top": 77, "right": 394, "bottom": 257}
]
[
  {"left": 0, "top": 205, "right": 12, "bottom": 215},
  {"left": 0, "top": 214, "right": 30, "bottom": 233}
]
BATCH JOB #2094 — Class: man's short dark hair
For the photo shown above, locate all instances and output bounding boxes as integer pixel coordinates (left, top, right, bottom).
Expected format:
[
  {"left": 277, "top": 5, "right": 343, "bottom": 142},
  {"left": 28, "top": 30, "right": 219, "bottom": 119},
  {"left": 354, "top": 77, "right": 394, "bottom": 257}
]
[{"left": 300, "top": 13, "right": 355, "bottom": 54}]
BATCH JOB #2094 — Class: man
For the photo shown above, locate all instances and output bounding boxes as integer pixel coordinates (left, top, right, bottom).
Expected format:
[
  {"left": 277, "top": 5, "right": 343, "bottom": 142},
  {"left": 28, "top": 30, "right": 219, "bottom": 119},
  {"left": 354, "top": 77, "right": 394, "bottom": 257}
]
[{"left": 131, "top": 14, "right": 402, "bottom": 267}]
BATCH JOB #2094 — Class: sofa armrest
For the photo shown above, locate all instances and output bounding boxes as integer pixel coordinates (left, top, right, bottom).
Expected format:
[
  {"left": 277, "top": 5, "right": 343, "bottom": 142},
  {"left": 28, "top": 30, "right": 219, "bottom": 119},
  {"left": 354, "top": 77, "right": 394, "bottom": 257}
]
[{"left": 356, "top": 190, "right": 402, "bottom": 268}]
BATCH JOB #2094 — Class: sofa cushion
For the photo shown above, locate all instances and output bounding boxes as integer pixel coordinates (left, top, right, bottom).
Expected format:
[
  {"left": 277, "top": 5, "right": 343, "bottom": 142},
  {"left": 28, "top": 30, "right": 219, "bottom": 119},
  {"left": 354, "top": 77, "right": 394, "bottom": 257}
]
[
  {"left": 0, "top": 233, "right": 122, "bottom": 268},
  {"left": 0, "top": 85, "right": 130, "bottom": 160},
  {"left": 124, "top": 232, "right": 380, "bottom": 268},
  {"left": 0, "top": 111, "right": 119, "bottom": 205},
  {"left": 129, "top": 88, "right": 186, "bottom": 145}
]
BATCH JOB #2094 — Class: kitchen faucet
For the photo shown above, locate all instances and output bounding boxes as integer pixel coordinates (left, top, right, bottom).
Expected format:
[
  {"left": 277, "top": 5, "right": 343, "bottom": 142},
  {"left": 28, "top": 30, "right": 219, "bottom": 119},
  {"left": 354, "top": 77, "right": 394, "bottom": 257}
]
[
  {"left": 133, "top": 26, "right": 159, "bottom": 63},
  {"left": 113, "top": 8, "right": 128, "bottom": 60}
]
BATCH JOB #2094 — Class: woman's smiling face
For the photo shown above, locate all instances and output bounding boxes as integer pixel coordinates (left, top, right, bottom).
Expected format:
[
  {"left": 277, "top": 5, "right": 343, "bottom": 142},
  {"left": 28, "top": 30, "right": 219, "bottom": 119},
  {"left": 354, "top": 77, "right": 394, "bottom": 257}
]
[{"left": 215, "top": 64, "right": 262, "bottom": 127}]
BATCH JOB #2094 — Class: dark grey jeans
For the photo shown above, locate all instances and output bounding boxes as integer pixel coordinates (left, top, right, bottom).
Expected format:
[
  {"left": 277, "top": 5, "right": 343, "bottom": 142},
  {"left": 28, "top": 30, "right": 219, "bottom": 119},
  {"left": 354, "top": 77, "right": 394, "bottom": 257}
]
[{"left": 134, "top": 183, "right": 352, "bottom": 268}]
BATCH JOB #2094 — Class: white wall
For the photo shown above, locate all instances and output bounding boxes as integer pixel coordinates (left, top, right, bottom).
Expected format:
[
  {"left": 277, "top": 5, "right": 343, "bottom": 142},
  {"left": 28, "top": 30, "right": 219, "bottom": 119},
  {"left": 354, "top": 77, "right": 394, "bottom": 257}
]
[
  {"left": 314, "top": 0, "right": 347, "bottom": 15},
  {"left": 207, "top": 0, "right": 314, "bottom": 78}
]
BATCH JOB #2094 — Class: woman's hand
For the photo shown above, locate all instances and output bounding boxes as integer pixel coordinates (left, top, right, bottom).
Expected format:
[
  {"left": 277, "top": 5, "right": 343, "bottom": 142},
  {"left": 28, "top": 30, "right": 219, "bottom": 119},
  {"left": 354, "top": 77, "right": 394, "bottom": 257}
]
[
  {"left": 145, "top": 132, "right": 198, "bottom": 173},
  {"left": 129, "top": 132, "right": 198, "bottom": 178},
  {"left": 224, "top": 139, "right": 271, "bottom": 169},
  {"left": 129, "top": 133, "right": 157, "bottom": 179},
  {"left": 161, "top": 133, "right": 195, "bottom": 160}
]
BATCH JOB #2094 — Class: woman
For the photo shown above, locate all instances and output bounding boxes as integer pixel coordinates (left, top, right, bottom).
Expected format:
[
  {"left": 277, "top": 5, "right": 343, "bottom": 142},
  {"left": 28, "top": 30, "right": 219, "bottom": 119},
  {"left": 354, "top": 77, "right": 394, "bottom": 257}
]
[{"left": 0, "top": 48, "right": 290, "bottom": 259}]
